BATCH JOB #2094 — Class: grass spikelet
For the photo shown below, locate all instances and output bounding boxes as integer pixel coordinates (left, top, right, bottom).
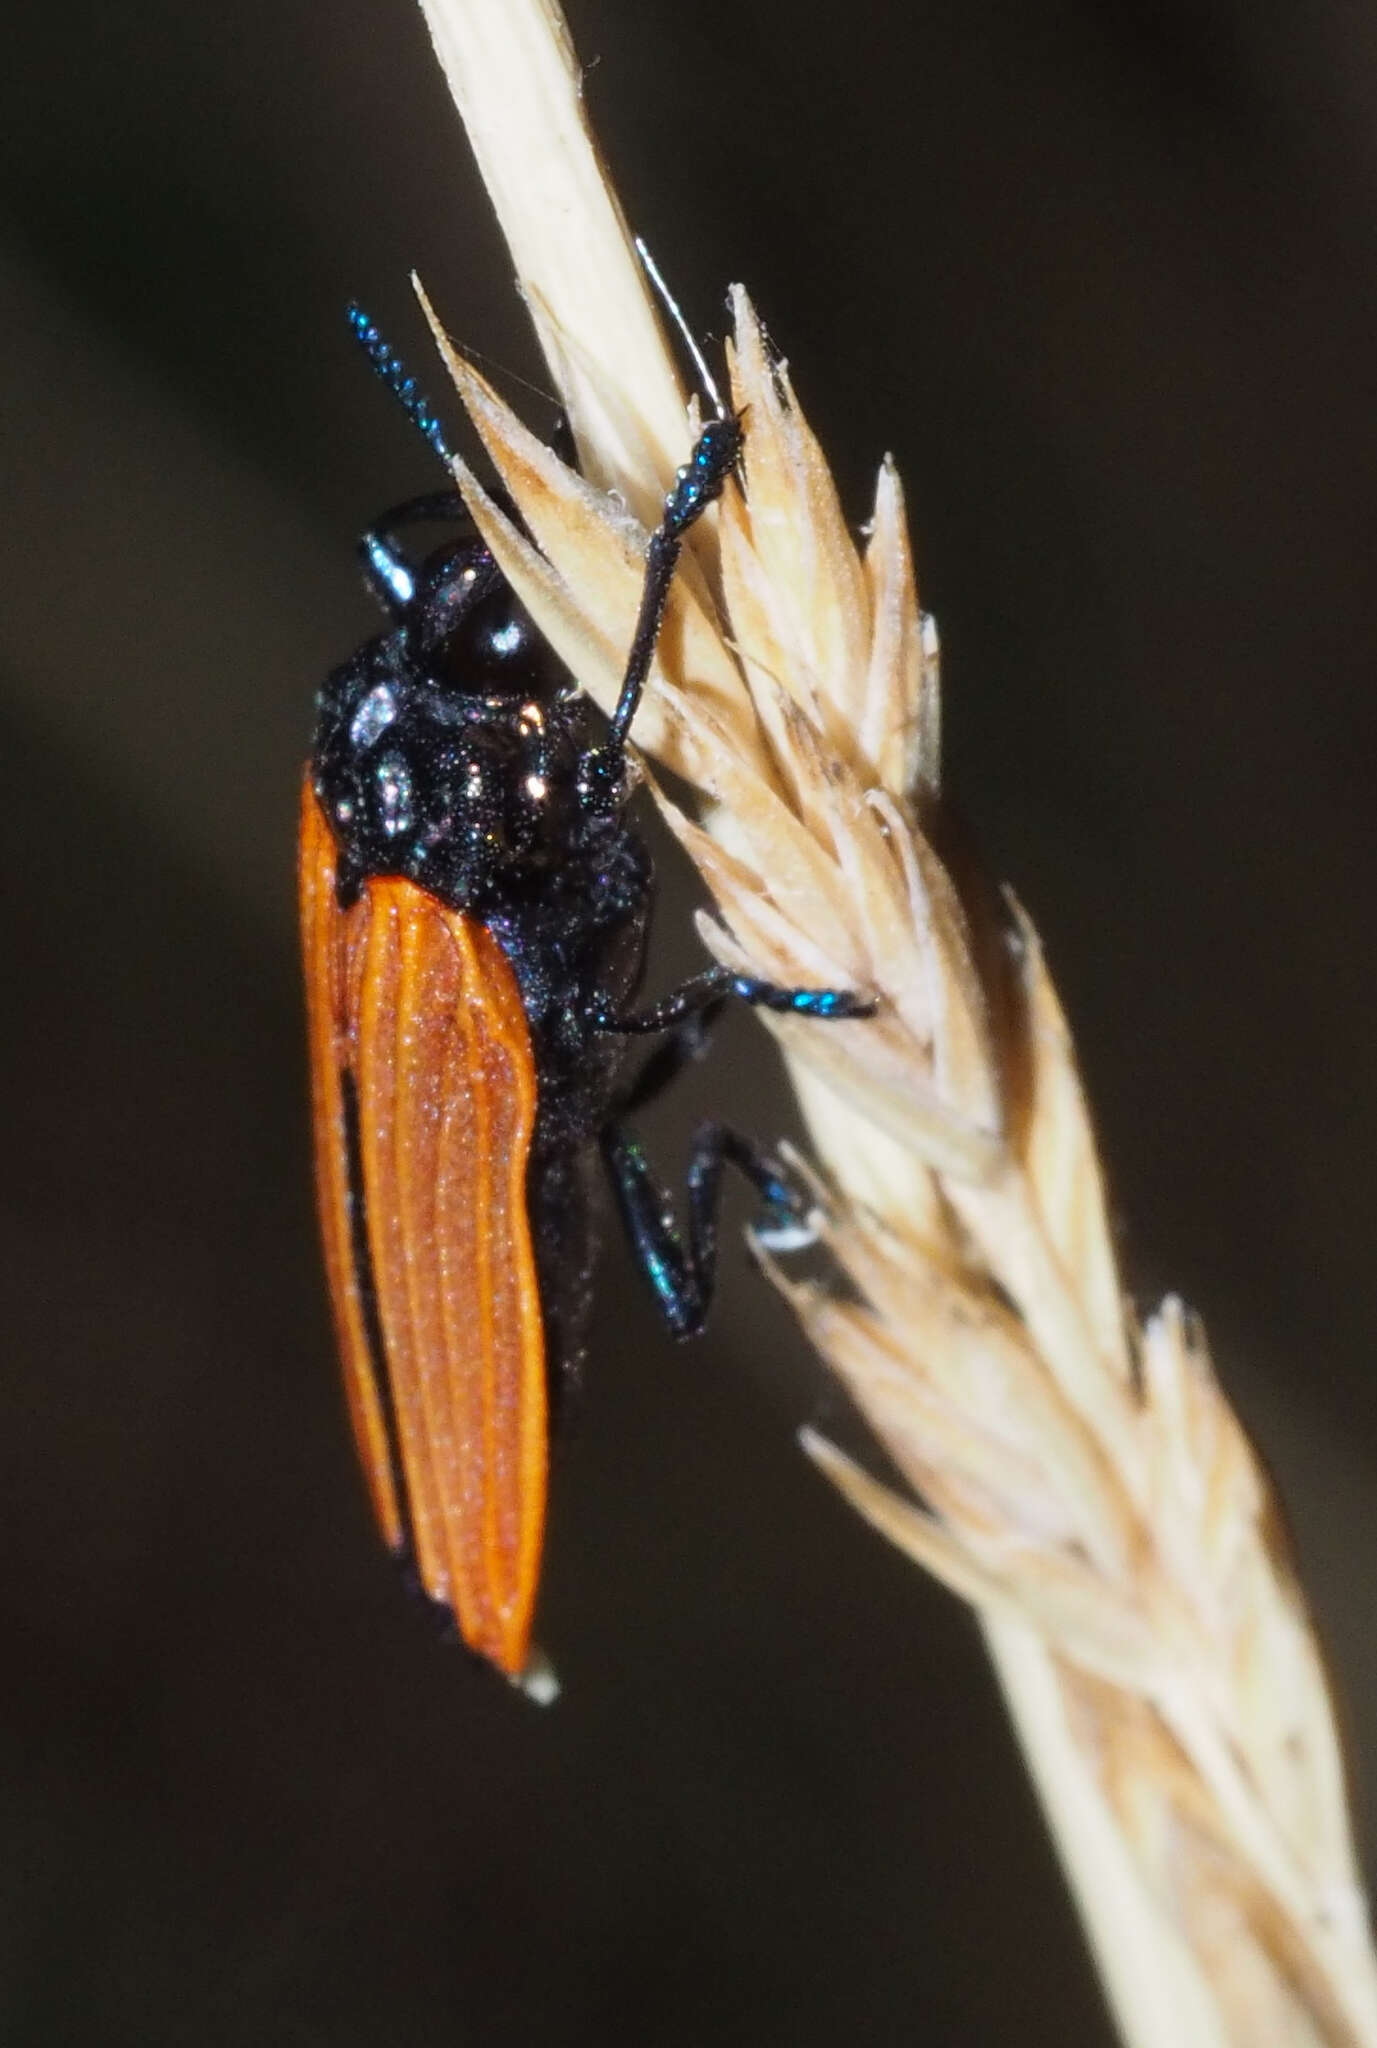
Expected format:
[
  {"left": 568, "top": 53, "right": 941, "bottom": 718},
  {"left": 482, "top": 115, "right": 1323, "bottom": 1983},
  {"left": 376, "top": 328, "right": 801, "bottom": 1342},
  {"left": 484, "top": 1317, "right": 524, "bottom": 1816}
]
[{"left": 414, "top": 2, "right": 1377, "bottom": 2039}]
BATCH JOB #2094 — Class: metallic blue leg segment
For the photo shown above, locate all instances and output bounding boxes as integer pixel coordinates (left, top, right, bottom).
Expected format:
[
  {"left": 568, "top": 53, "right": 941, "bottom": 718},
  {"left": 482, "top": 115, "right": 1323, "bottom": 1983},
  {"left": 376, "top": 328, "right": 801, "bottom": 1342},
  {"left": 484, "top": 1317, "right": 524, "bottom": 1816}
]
[
  {"left": 597, "top": 966, "right": 874, "bottom": 1035},
  {"left": 602, "top": 1121, "right": 808, "bottom": 1340},
  {"left": 356, "top": 493, "right": 468, "bottom": 620}
]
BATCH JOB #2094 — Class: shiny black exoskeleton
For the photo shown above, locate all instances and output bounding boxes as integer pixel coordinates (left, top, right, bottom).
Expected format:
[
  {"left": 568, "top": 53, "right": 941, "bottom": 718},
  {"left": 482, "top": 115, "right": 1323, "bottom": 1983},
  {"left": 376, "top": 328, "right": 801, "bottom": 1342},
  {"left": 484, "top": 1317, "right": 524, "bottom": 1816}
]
[
  {"left": 314, "top": 494, "right": 652, "bottom": 1087},
  {"left": 316, "top": 312, "right": 873, "bottom": 1386}
]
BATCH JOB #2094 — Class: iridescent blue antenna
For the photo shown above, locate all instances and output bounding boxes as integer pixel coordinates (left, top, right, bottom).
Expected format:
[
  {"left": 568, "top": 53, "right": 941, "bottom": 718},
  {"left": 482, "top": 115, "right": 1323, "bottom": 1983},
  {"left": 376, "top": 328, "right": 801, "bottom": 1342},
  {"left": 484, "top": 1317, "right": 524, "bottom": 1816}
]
[{"left": 346, "top": 301, "right": 453, "bottom": 466}]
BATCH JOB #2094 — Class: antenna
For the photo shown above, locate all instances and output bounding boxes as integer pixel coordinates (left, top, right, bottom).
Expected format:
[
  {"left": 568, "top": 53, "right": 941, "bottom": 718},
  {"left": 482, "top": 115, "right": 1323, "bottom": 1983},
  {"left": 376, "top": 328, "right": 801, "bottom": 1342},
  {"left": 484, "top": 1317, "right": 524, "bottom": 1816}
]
[
  {"left": 634, "top": 237, "right": 726, "bottom": 420},
  {"left": 346, "top": 302, "right": 453, "bottom": 465}
]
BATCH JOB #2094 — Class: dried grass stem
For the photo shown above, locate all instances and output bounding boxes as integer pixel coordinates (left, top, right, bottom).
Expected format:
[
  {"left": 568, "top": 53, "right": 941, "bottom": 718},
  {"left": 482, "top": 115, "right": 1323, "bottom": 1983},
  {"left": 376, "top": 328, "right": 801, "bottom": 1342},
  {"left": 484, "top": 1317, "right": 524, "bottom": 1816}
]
[{"left": 413, "top": 4, "right": 1377, "bottom": 2039}]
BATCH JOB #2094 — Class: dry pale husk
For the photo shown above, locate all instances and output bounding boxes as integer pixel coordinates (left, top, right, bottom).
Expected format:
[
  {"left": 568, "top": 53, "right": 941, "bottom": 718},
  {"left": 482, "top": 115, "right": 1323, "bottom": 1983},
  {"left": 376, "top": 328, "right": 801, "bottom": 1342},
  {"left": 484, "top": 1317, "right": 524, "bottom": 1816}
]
[{"left": 413, "top": 2, "right": 1377, "bottom": 2040}]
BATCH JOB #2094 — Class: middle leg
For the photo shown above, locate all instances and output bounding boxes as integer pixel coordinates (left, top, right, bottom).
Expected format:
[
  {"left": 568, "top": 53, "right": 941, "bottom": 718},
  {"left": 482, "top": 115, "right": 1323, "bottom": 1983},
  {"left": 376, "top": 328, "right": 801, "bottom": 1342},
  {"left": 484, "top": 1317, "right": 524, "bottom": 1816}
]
[
  {"left": 595, "top": 967, "right": 876, "bottom": 1037},
  {"left": 601, "top": 1119, "right": 816, "bottom": 1341}
]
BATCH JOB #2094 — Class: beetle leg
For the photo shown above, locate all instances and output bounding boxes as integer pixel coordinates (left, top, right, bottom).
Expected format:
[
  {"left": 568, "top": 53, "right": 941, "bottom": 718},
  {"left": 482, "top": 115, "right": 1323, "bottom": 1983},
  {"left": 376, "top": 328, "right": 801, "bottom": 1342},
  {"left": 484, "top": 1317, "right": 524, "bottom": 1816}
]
[
  {"left": 601, "top": 1120, "right": 815, "bottom": 1341},
  {"left": 359, "top": 528, "right": 419, "bottom": 617},
  {"left": 358, "top": 493, "right": 469, "bottom": 619},
  {"left": 595, "top": 966, "right": 876, "bottom": 1035},
  {"left": 614, "top": 999, "right": 730, "bottom": 1117},
  {"left": 608, "top": 415, "right": 745, "bottom": 748}
]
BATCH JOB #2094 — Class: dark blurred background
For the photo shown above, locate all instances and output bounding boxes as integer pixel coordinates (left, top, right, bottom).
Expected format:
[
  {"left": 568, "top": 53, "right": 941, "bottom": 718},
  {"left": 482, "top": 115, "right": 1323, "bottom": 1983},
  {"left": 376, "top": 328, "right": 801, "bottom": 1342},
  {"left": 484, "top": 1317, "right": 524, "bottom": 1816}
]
[{"left": 4, "top": 1, "right": 1377, "bottom": 2040}]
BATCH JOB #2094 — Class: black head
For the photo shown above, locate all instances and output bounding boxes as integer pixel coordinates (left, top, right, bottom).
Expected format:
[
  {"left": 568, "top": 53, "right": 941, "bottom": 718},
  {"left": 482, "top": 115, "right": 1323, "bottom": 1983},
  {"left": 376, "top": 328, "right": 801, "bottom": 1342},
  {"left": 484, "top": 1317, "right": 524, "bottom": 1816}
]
[
  {"left": 315, "top": 308, "right": 634, "bottom": 912},
  {"left": 313, "top": 498, "right": 625, "bottom": 913}
]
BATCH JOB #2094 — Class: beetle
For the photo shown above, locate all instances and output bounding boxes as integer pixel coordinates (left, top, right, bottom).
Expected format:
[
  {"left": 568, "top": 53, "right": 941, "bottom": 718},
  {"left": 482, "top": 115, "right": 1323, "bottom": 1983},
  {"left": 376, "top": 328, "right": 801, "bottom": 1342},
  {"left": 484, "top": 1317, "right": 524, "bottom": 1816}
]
[{"left": 300, "top": 306, "right": 872, "bottom": 1679}]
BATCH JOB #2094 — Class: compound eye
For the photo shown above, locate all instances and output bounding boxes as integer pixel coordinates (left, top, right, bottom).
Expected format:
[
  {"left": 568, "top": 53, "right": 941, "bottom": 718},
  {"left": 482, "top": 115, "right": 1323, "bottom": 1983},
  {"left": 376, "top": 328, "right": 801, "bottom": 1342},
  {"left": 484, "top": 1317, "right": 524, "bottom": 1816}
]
[
  {"left": 414, "top": 540, "right": 561, "bottom": 698},
  {"left": 437, "top": 582, "right": 544, "bottom": 693}
]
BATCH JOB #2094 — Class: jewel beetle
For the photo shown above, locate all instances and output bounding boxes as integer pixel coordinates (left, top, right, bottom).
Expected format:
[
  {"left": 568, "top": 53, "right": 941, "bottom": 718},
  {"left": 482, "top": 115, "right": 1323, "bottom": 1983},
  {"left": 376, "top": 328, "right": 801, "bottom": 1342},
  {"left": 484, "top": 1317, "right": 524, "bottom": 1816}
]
[{"left": 300, "top": 306, "right": 872, "bottom": 1678}]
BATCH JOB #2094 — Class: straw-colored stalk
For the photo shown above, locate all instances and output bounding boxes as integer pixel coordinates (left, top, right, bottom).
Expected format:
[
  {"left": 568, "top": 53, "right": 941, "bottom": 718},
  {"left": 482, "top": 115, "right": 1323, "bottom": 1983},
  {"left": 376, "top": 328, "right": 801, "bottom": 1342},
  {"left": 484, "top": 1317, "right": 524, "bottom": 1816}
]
[{"left": 412, "top": 2, "right": 1377, "bottom": 2040}]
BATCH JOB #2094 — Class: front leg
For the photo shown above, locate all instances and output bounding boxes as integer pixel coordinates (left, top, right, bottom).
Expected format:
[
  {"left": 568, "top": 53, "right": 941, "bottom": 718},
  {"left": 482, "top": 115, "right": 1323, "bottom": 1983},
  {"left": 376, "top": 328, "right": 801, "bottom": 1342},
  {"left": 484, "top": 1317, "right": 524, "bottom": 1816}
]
[{"left": 358, "top": 493, "right": 468, "bottom": 618}]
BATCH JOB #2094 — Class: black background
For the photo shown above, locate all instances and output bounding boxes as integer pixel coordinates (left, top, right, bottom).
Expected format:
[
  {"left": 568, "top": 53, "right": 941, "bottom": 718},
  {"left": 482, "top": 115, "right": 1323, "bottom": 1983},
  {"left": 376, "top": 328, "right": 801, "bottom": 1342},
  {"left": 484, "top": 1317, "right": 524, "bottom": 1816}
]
[{"left": 4, "top": 2, "right": 1377, "bottom": 2041}]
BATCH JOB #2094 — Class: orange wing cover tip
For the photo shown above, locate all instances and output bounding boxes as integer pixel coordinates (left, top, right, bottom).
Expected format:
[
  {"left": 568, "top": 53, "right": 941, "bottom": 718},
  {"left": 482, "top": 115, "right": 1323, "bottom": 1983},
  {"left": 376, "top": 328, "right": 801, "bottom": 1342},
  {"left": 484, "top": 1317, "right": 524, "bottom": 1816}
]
[{"left": 299, "top": 777, "right": 548, "bottom": 1675}]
